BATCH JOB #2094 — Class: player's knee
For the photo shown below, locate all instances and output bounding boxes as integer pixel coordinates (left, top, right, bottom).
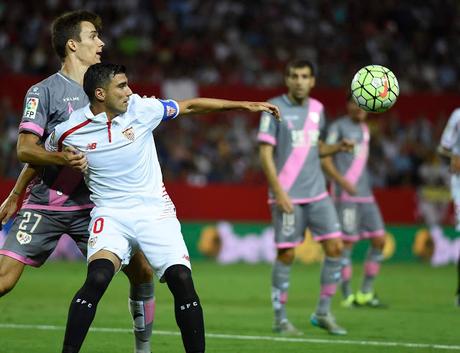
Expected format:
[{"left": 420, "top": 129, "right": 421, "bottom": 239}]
[
  {"left": 0, "top": 257, "right": 23, "bottom": 297},
  {"left": 277, "top": 248, "right": 295, "bottom": 264},
  {"left": 85, "top": 259, "right": 115, "bottom": 292},
  {"left": 123, "top": 257, "right": 154, "bottom": 285},
  {"left": 164, "top": 265, "right": 197, "bottom": 300},
  {"left": 371, "top": 236, "right": 386, "bottom": 250},
  {"left": 322, "top": 238, "right": 343, "bottom": 257}
]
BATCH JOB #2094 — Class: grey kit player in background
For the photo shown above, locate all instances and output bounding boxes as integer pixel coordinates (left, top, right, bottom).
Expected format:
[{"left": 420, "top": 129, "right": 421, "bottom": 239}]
[
  {"left": 258, "top": 59, "right": 354, "bottom": 335},
  {"left": 321, "top": 95, "right": 386, "bottom": 308}
]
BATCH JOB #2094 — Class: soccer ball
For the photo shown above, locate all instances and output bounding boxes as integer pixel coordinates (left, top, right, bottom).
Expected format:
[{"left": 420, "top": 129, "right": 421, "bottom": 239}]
[{"left": 351, "top": 65, "right": 399, "bottom": 113}]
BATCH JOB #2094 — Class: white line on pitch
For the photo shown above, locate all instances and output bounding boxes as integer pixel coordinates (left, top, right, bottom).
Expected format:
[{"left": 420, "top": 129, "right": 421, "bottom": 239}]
[{"left": 0, "top": 323, "right": 459, "bottom": 351}]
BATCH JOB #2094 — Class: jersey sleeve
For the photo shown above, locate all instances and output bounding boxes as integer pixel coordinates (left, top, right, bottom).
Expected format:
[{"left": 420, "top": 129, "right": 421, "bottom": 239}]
[
  {"left": 325, "top": 120, "right": 341, "bottom": 144},
  {"left": 18, "top": 85, "right": 49, "bottom": 138},
  {"left": 257, "top": 111, "right": 278, "bottom": 145},
  {"left": 132, "top": 94, "right": 180, "bottom": 130},
  {"left": 318, "top": 109, "right": 328, "bottom": 141},
  {"left": 440, "top": 109, "right": 460, "bottom": 150},
  {"left": 44, "top": 121, "right": 66, "bottom": 152}
]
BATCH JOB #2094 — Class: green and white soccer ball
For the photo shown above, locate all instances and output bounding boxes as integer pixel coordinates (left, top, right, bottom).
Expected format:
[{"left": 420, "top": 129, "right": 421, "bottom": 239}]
[{"left": 351, "top": 65, "right": 399, "bottom": 113}]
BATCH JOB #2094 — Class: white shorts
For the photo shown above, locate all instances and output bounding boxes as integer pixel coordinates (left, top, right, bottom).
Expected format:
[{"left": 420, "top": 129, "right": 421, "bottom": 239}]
[{"left": 87, "top": 204, "right": 191, "bottom": 281}]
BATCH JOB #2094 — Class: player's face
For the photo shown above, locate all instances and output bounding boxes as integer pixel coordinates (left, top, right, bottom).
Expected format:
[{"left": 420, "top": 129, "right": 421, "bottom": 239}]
[
  {"left": 74, "top": 21, "right": 104, "bottom": 66},
  {"left": 347, "top": 99, "right": 367, "bottom": 122},
  {"left": 285, "top": 67, "right": 315, "bottom": 100},
  {"left": 104, "top": 73, "right": 133, "bottom": 115}
]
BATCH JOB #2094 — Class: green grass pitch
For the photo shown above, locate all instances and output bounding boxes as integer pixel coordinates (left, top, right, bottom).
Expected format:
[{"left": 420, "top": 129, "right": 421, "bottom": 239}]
[{"left": 0, "top": 261, "right": 458, "bottom": 353}]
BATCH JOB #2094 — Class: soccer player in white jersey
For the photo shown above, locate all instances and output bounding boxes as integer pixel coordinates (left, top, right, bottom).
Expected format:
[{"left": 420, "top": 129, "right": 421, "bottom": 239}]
[
  {"left": 257, "top": 59, "right": 353, "bottom": 335},
  {"left": 438, "top": 107, "right": 460, "bottom": 306},
  {"left": 0, "top": 11, "right": 156, "bottom": 352},
  {"left": 46, "top": 63, "right": 281, "bottom": 353}
]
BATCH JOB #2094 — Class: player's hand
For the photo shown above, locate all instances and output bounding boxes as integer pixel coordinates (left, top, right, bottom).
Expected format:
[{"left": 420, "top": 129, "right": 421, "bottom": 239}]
[
  {"left": 63, "top": 146, "right": 88, "bottom": 173},
  {"left": 0, "top": 193, "right": 19, "bottom": 225},
  {"left": 245, "top": 102, "right": 281, "bottom": 121},
  {"left": 339, "top": 139, "right": 355, "bottom": 153},
  {"left": 451, "top": 155, "right": 460, "bottom": 174},
  {"left": 275, "top": 190, "right": 294, "bottom": 213},
  {"left": 341, "top": 180, "right": 357, "bottom": 195}
]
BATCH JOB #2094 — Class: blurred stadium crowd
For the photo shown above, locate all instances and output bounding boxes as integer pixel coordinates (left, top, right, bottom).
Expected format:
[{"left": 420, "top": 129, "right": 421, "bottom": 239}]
[{"left": 0, "top": 0, "right": 458, "bottom": 186}]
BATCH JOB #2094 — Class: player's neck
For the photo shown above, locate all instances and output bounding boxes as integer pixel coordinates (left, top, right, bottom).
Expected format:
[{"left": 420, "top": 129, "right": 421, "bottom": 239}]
[
  {"left": 60, "top": 58, "right": 90, "bottom": 86},
  {"left": 90, "top": 104, "right": 118, "bottom": 121},
  {"left": 287, "top": 93, "right": 308, "bottom": 106}
]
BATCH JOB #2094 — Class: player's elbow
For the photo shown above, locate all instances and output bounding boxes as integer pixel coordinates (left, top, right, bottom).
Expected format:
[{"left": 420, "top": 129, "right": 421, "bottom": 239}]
[{"left": 16, "top": 144, "right": 30, "bottom": 163}]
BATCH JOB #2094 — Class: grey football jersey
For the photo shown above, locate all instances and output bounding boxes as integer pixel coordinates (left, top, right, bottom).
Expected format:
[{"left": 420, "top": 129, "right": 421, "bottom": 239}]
[
  {"left": 257, "top": 95, "right": 328, "bottom": 203},
  {"left": 19, "top": 72, "right": 92, "bottom": 210},
  {"left": 326, "top": 116, "right": 373, "bottom": 201}
]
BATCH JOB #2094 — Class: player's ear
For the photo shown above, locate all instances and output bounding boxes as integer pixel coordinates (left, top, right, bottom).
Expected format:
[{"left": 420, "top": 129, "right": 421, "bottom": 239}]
[
  {"left": 95, "top": 87, "right": 105, "bottom": 102},
  {"left": 310, "top": 76, "right": 316, "bottom": 88},
  {"left": 67, "top": 39, "right": 78, "bottom": 54}
]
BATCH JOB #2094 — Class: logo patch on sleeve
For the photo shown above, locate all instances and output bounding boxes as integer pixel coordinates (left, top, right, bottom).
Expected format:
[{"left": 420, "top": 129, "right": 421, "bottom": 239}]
[
  {"left": 23, "top": 97, "right": 39, "bottom": 119},
  {"left": 166, "top": 105, "right": 177, "bottom": 118}
]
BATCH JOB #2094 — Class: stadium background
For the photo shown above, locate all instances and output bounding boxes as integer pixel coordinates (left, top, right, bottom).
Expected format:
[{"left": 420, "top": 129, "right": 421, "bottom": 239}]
[{"left": 0, "top": 2, "right": 459, "bottom": 352}]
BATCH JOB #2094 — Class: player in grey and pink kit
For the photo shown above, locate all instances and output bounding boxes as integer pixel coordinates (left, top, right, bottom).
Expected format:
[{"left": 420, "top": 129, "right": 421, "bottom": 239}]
[
  {"left": 0, "top": 11, "right": 155, "bottom": 353},
  {"left": 258, "top": 59, "right": 353, "bottom": 335},
  {"left": 322, "top": 95, "right": 386, "bottom": 308}
]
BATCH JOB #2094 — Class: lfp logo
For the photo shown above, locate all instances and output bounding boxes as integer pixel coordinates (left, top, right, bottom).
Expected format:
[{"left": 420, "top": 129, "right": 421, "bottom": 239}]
[{"left": 23, "top": 97, "right": 39, "bottom": 119}]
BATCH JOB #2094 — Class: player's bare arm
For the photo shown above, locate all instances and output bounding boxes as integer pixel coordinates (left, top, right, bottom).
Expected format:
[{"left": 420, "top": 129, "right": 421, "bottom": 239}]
[
  {"left": 318, "top": 139, "right": 354, "bottom": 157},
  {"left": 320, "top": 156, "right": 357, "bottom": 195},
  {"left": 178, "top": 98, "right": 281, "bottom": 121},
  {"left": 259, "top": 143, "right": 294, "bottom": 213},
  {"left": 17, "top": 133, "right": 87, "bottom": 171},
  {"left": 0, "top": 164, "right": 41, "bottom": 225}
]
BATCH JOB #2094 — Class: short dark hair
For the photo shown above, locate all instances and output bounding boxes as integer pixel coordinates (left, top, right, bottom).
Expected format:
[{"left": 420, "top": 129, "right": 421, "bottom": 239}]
[
  {"left": 51, "top": 10, "right": 102, "bottom": 61},
  {"left": 285, "top": 59, "right": 315, "bottom": 76},
  {"left": 83, "top": 63, "right": 127, "bottom": 103}
]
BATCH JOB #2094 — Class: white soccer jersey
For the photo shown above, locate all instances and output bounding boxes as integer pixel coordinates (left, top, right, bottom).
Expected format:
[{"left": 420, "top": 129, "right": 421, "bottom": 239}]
[
  {"left": 45, "top": 94, "right": 179, "bottom": 210},
  {"left": 441, "top": 108, "right": 460, "bottom": 154}
]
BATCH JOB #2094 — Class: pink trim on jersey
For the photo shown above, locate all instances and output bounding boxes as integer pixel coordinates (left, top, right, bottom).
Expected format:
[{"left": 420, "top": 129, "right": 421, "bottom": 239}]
[
  {"left": 320, "top": 283, "right": 337, "bottom": 298},
  {"left": 277, "top": 99, "right": 322, "bottom": 191},
  {"left": 0, "top": 250, "right": 41, "bottom": 267},
  {"left": 268, "top": 192, "right": 329, "bottom": 205},
  {"left": 339, "top": 195, "right": 375, "bottom": 203},
  {"left": 315, "top": 231, "right": 342, "bottom": 242},
  {"left": 257, "top": 132, "right": 277, "bottom": 145},
  {"left": 19, "top": 122, "right": 44, "bottom": 137},
  {"left": 364, "top": 261, "right": 380, "bottom": 276},
  {"left": 341, "top": 123, "right": 370, "bottom": 199},
  {"left": 341, "top": 265, "right": 352, "bottom": 281},
  {"left": 276, "top": 241, "right": 303, "bottom": 249},
  {"left": 279, "top": 292, "right": 288, "bottom": 304},
  {"left": 48, "top": 167, "right": 85, "bottom": 207},
  {"left": 144, "top": 298, "right": 155, "bottom": 325},
  {"left": 361, "top": 230, "right": 385, "bottom": 238},
  {"left": 22, "top": 204, "right": 94, "bottom": 211},
  {"left": 342, "top": 234, "right": 360, "bottom": 242}
]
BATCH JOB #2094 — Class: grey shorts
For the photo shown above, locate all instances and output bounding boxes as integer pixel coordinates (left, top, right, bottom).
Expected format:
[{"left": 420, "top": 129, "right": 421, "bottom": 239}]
[
  {"left": 0, "top": 209, "right": 91, "bottom": 267},
  {"left": 336, "top": 202, "right": 385, "bottom": 242},
  {"left": 271, "top": 196, "right": 342, "bottom": 249}
]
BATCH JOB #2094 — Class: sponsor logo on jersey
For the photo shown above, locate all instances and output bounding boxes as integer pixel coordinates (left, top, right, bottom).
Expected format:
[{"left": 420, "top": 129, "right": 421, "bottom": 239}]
[
  {"left": 63, "top": 97, "right": 80, "bottom": 102},
  {"left": 309, "top": 112, "right": 320, "bottom": 123},
  {"left": 86, "top": 142, "right": 97, "bottom": 150},
  {"left": 30, "top": 87, "right": 40, "bottom": 96},
  {"left": 122, "top": 127, "right": 135, "bottom": 141},
  {"left": 23, "top": 97, "right": 39, "bottom": 119},
  {"left": 16, "top": 231, "right": 32, "bottom": 245}
]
